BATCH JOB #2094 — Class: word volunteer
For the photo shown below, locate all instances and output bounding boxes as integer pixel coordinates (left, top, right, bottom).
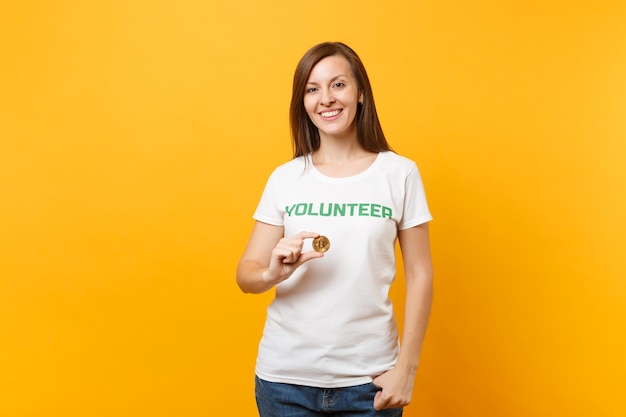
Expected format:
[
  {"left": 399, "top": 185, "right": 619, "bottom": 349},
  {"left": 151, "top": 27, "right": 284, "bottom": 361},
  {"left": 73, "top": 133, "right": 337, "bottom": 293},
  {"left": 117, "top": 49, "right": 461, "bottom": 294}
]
[{"left": 285, "top": 202, "right": 393, "bottom": 219}]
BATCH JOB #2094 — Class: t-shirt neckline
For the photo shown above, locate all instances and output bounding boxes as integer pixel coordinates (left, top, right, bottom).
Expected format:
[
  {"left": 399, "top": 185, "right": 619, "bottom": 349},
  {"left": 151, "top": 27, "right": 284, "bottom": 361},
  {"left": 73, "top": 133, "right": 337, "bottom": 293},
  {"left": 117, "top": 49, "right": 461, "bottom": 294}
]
[{"left": 306, "top": 152, "right": 386, "bottom": 183}]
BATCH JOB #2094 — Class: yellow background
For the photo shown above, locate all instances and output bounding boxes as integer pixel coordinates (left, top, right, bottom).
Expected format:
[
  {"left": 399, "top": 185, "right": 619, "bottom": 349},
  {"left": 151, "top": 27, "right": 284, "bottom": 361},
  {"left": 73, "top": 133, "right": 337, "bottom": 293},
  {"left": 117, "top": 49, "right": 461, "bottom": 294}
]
[{"left": 1, "top": 1, "right": 625, "bottom": 416}]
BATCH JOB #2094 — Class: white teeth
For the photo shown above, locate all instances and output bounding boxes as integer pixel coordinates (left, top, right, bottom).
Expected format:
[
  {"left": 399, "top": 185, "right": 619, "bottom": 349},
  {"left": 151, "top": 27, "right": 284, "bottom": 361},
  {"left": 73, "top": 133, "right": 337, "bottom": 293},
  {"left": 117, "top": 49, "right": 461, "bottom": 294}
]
[{"left": 321, "top": 110, "right": 341, "bottom": 118}]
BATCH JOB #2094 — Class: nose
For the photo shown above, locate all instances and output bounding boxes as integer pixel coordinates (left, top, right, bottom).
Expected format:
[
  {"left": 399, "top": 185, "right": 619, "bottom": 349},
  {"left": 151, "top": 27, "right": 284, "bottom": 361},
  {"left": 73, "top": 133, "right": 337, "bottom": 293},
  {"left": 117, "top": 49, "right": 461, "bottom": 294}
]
[{"left": 320, "top": 88, "right": 335, "bottom": 106}]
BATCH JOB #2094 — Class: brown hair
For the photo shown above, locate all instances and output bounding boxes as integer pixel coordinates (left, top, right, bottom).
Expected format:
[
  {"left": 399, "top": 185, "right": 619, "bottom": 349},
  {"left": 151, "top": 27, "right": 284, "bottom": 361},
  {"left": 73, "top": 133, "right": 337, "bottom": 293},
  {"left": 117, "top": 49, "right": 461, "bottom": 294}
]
[{"left": 289, "top": 42, "right": 391, "bottom": 158}]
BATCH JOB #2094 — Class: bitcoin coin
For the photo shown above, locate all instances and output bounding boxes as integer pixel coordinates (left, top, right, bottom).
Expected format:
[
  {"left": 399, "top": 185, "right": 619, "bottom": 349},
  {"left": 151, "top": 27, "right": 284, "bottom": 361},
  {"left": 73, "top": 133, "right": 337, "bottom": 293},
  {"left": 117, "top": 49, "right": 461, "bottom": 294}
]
[{"left": 312, "top": 235, "right": 330, "bottom": 253}]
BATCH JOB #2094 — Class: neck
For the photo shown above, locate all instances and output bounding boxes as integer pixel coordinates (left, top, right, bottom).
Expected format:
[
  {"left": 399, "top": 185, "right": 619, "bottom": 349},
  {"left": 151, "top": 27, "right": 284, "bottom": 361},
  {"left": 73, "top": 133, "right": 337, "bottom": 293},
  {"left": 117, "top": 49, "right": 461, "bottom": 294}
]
[
  {"left": 314, "top": 141, "right": 366, "bottom": 164},
  {"left": 315, "top": 127, "right": 365, "bottom": 161},
  {"left": 310, "top": 143, "right": 378, "bottom": 178}
]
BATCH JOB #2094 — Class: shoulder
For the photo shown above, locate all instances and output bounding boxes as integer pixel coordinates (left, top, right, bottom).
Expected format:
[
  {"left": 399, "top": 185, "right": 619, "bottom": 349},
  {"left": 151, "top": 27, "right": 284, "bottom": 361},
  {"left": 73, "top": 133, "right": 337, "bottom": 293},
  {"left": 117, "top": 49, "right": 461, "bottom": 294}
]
[
  {"left": 271, "top": 156, "right": 306, "bottom": 174},
  {"left": 266, "top": 156, "right": 307, "bottom": 182},
  {"left": 378, "top": 151, "right": 418, "bottom": 174}
]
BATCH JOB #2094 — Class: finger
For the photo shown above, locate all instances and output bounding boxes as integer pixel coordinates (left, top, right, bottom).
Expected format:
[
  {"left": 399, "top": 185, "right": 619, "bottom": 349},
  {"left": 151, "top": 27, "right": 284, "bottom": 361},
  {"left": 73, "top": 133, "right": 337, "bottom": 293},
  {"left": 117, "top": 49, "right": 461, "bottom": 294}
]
[
  {"left": 283, "top": 238, "right": 311, "bottom": 256},
  {"left": 373, "top": 391, "right": 384, "bottom": 411},
  {"left": 295, "top": 231, "right": 320, "bottom": 240},
  {"left": 285, "top": 250, "right": 302, "bottom": 264},
  {"left": 274, "top": 247, "right": 300, "bottom": 264},
  {"left": 296, "top": 250, "right": 324, "bottom": 265},
  {"left": 277, "top": 238, "right": 303, "bottom": 251}
]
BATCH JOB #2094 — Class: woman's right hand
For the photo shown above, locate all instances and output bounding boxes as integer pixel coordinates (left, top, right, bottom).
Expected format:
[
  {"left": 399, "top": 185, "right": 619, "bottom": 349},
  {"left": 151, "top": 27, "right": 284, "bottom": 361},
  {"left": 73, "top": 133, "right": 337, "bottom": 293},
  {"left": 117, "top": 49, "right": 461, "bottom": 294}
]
[
  {"left": 238, "top": 223, "right": 325, "bottom": 294},
  {"left": 263, "top": 231, "right": 325, "bottom": 286}
]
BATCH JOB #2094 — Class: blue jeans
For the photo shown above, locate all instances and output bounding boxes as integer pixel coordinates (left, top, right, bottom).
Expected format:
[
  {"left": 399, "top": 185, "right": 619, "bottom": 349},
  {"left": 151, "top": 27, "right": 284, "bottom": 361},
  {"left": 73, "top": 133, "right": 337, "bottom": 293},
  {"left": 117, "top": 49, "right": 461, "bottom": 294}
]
[{"left": 255, "top": 376, "right": 403, "bottom": 417}]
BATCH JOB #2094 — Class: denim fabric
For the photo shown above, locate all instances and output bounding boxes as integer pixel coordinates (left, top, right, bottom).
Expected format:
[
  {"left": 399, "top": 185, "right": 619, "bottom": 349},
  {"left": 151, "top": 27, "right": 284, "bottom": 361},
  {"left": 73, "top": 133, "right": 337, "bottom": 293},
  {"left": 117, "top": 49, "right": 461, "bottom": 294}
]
[{"left": 255, "top": 376, "right": 403, "bottom": 417}]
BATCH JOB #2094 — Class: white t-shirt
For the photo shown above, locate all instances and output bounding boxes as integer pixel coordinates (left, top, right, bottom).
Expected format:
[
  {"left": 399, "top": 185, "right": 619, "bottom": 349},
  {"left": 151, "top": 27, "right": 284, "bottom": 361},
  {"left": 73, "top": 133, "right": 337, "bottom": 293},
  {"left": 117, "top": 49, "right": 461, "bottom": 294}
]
[{"left": 253, "top": 151, "right": 432, "bottom": 388}]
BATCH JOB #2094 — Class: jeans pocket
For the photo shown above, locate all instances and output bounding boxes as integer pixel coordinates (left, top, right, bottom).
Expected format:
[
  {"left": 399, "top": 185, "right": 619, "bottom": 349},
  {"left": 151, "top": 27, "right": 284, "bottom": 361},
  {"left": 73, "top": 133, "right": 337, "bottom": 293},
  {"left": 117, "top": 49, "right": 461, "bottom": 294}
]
[{"left": 369, "top": 381, "right": 382, "bottom": 391}]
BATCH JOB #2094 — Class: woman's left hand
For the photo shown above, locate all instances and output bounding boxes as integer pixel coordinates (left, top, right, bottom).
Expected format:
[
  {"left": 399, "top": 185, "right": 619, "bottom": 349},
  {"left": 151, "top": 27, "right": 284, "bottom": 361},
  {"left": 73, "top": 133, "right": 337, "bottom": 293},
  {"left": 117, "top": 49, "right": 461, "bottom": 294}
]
[{"left": 372, "top": 367, "right": 415, "bottom": 410}]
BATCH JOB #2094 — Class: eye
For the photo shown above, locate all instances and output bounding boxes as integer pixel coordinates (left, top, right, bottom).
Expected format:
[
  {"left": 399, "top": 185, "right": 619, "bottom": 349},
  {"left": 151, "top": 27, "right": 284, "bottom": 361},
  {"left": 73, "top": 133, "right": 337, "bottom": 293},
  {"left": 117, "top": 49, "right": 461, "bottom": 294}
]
[
  {"left": 332, "top": 82, "right": 345, "bottom": 88},
  {"left": 306, "top": 86, "right": 318, "bottom": 93}
]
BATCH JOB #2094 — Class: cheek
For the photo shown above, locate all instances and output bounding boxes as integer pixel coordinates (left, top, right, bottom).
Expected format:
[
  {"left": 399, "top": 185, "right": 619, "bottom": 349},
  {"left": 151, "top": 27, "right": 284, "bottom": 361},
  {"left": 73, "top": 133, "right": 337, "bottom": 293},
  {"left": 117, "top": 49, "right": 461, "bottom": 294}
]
[
  {"left": 303, "top": 99, "right": 317, "bottom": 119},
  {"left": 303, "top": 96, "right": 315, "bottom": 111}
]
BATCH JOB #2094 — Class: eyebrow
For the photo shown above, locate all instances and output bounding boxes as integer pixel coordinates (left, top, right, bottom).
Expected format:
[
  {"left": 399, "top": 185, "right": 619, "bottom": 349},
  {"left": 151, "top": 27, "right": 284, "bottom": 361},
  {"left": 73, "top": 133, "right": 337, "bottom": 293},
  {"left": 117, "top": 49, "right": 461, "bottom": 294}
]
[{"left": 306, "top": 75, "right": 348, "bottom": 85}]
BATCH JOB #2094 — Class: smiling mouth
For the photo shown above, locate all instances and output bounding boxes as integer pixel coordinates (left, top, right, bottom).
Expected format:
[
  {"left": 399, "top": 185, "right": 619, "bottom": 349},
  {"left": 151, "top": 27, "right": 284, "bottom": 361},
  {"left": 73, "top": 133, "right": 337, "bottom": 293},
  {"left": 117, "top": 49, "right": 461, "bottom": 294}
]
[{"left": 320, "top": 110, "right": 342, "bottom": 118}]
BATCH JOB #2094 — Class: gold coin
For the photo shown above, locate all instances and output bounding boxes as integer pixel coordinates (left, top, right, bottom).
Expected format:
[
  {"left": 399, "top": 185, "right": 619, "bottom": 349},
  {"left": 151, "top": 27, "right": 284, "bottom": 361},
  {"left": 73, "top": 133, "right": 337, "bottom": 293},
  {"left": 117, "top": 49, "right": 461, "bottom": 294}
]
[{"left": 312, "top": 235, "right": 330, "bottom": 253}]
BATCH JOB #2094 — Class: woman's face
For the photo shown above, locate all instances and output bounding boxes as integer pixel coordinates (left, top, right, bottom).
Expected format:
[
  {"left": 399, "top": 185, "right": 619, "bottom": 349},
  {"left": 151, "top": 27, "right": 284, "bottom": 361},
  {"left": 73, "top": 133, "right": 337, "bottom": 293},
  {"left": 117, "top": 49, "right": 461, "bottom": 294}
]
[{"left": 303, "top": 55, "right": 362, "bottom": 141}]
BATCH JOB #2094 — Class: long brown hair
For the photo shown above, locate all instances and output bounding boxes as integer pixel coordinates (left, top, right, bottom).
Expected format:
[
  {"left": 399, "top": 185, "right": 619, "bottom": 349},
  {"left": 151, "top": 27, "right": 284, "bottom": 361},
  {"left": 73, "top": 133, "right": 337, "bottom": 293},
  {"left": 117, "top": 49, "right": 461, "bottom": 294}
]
[{"left": 289, "top": 42, "right": 391, "bottom": 158}]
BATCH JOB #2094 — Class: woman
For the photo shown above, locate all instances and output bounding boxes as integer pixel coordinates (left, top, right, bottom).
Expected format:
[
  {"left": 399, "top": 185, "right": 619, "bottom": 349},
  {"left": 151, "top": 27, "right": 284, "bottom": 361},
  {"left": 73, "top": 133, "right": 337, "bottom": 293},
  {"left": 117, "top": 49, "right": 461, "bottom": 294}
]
[{"left": 237, "top": 42, "right": 433, "bottom": 416}]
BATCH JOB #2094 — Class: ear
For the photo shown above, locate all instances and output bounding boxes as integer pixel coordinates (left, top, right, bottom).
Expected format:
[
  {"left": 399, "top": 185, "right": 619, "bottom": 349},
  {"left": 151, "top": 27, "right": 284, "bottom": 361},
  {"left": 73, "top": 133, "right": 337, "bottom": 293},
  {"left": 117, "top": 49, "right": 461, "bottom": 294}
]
[{"left": 358, "top": 93, "right": 364, "bottom": 104}]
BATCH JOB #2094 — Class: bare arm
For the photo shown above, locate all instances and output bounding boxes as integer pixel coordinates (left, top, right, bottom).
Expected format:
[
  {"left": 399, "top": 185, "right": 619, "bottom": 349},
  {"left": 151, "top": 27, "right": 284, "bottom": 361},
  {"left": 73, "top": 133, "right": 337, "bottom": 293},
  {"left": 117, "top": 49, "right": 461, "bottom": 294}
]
[
  {"left": 236, "top": 221, "right": 324, "bottom": 294},
  {"left": 373, "top": 222, "right": 433, "bottom": 409}
]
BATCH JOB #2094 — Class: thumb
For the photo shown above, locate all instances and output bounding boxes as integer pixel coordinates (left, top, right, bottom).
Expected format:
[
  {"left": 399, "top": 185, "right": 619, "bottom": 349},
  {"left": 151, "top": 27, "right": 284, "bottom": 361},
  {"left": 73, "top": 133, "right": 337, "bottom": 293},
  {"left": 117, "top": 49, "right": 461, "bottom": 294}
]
[
  {"left": 373, "top": 390, "right": 384, "bottom": 411},
  {"left": 296, "top": 251, "right": 324, "bottom": 265}
]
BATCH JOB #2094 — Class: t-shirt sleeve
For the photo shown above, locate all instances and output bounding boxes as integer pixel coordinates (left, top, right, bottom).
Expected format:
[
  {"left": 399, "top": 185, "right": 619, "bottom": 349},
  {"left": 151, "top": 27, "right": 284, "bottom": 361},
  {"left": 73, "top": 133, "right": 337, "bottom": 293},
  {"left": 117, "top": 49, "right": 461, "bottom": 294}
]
[
  {"left": 398, "top": 162, "right": 433, "bottom": 230},
  {"left": 253, "top": 172, "right": 284, "bottom": 226}
]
